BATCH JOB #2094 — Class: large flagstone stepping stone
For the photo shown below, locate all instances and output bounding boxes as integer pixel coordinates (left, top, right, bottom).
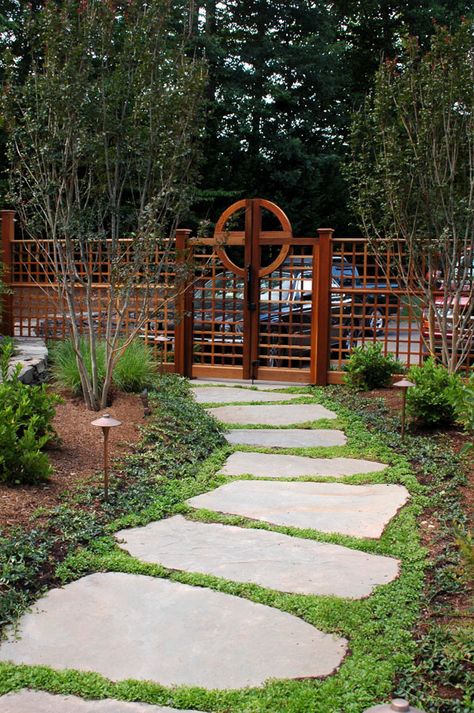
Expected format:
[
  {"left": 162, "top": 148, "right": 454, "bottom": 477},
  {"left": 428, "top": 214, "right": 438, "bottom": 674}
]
[
  {"left": 187, "top": 481, "right": 409, "bottom": 538},
  {"left": 0, "top": 573, "right": 347, "bottom": 690},
  {"left": 116, "top": 515, "right": 400, "bottom": 598},
  {"left": 207, "top": 403, "right": 337, "bottom": 425},
  {"left": 192, "top": 386, "right": 300, "bottom": 403},
  {"left": 225, "top": 429, "right": 346, "bottom": 448},
  {"left": 219, "top": 451, "right": 388, "bottom": 479},
  {"left": 0, "top": 690, "right": 190, "bottom": 712}
]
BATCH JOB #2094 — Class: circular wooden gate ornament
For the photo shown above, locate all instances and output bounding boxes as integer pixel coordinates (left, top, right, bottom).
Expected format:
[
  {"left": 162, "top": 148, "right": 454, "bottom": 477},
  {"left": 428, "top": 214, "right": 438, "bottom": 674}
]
[{"left": 213, "top": 198, "right": 292, "bottom": 277}]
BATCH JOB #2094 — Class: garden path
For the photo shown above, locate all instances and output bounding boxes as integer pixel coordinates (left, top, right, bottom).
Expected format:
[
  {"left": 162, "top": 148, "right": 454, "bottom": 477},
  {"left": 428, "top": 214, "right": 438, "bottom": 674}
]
[{"left": 0, "top": 382, "right": 410, "bottom": 710}]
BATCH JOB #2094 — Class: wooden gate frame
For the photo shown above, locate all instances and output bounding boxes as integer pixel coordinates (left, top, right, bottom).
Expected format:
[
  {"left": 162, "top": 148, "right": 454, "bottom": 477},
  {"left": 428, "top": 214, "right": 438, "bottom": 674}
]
[
  {"left": 173, "top": 199, "right": 333, "bottom": 385},
  {"left": 0, "top": 211, "right": 14, "bottom": 337}
]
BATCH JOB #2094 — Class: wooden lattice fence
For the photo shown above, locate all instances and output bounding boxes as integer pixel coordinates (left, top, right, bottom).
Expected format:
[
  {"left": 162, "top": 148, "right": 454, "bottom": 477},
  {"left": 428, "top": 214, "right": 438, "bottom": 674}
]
[{"left": 2, "top": 206, "right": 467, "bottom": 383}]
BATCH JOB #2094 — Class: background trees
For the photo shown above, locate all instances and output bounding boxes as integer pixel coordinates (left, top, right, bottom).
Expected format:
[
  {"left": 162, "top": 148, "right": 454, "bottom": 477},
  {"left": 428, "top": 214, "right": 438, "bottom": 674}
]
[
  {"left": 190, "top": 1, "right": 347, "bottom": 233},
  {"left": 2, "top": 1, "right": 472, "bottom": 233},
  {"left": 188, "top": 0, "right": 472, "bottom": 233}
]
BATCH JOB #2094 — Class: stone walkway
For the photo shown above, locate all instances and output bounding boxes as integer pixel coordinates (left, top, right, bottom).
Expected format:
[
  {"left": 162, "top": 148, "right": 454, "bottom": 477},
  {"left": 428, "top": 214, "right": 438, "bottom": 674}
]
[
  {"left": 219, "top": 451, "right": 388, "bottom": 478},
  {"left": 207, "top": 403, "right": 337, "bottom": 425},
  {"left": 225, "top": 428, "right": 347, "bottom": 447},
  {"left": 0, "top": 690, "right": 192, "bottom": 712},
  {"left": 117, "top": 515, "right": 399, "bottom": 598},
  {"left": 0, "top": 382, "right": 410, "bottom": 709},
  {"left": 192, "top": 386, "right": 301, "bottom": 403},
  {"left": 187, "top": 480, "right": 409, "bottom": 538}
]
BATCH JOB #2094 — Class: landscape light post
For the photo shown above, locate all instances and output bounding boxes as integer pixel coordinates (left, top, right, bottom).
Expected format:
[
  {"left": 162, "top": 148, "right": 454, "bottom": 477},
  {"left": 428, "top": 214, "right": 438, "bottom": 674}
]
[
  {"left": 393, "top": 378, "right": 415, "bottom": 439},
  {"left": 91, "top": 413, "right": 122, "bottom": 502}
]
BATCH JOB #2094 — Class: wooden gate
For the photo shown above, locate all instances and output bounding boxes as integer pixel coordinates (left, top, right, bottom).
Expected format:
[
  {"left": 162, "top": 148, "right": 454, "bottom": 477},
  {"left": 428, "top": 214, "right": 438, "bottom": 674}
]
[{"left": 184, "top": 199, "right": 332, "bottom": 383}]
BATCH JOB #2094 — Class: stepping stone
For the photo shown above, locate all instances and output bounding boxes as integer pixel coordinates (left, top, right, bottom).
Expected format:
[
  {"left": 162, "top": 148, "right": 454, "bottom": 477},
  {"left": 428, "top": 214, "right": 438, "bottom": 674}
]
[
  {"left": 0, "top": 573, "right": 347, "bottom": 690},
  {"left": 208, "top": 404, "right": 337, "bottom": 425},
  {"left": 116, "top": 515, "right": 400, "bottom": 598},
  {"left": 225, "top": 429, "right": 346, "bottom": 448},
  {"left": 0, "top": 690, "right": 189, "bottom": 712},
  {"left": 192, "top": 386, "right": 300, "bottom": 404},
  {"left": 191, "top": 380, "right": 296, "bottom": 390},
  {"left": 187, "top": 481, "right": 409, "bottom": 539},
  {"left": 219, "top": 451, "right": 388, "bottom": 479}
]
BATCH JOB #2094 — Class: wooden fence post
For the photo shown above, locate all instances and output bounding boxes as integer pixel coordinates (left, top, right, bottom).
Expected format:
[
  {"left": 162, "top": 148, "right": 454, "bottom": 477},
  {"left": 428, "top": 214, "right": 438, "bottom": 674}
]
[
  {"left": 174, "top": 228, "right": 193, "bottom": 377},
  {"left": 311, "top": 227, "right": 334, "bottom": 385},
  {"left": 1, "top": 210, "right": 15, "bottom": 337}
]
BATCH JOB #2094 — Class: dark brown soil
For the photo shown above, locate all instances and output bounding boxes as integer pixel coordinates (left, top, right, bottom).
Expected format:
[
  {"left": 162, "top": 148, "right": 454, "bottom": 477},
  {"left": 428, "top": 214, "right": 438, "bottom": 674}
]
[
  {"left": 0, "top": 392, "right": 145, "bottom": 529},
  {"left": 370, "top": 387, "right": 474, "bottom": 524},
  {"left": 366, "top": 387, "right": 473, "bottom": 703},
  {"left": 369, "top": 387, "right": 404, "bottom": 413}
]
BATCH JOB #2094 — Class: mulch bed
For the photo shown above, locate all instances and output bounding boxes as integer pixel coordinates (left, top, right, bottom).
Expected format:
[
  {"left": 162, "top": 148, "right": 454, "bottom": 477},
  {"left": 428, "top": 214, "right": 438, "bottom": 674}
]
[
  {"left": 370, "top": 387, "right": 474, "bottom": 523},
  {"left": 0, "top": 392, "right": 145, "bottom": 529},
  {"left": 370, "top": 387, "right": 473, "bottom": 644}
]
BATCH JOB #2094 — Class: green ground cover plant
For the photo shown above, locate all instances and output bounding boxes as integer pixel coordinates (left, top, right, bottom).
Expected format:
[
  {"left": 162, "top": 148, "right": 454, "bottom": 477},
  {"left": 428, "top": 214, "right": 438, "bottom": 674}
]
[
  {"left": 344, "top": 343, "right": 404, "bottom": 391},
  {"left": 0, "top": 378, "right": 431, "bottom": 713},
  {"left": 325, "top": 386, "right": 472, "bottom": 713},
  {"left": 0, "top": 341, "right": 60, "bottom": 485},
  {"left": 50, "top": 338, "right": 158, "bottom": 398}
]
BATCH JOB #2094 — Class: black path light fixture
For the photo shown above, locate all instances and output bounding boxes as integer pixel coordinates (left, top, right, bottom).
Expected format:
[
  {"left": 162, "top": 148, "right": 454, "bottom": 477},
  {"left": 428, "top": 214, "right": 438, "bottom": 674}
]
[
  {"left": 91, "top": 413, "right": 122, "bottom": 502},
  {"left": 393, "top": 378, "right": 415, "bottom": 438},
  {"left": 363, "top": 698, "right": 426, "bottom": 712}
]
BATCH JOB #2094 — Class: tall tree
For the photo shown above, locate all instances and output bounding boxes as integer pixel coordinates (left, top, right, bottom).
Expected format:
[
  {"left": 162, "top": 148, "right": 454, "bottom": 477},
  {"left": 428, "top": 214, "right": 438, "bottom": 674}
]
[
  {"left": 191, "top": 0, "right": 346, "bottom": 233},
  {"left": 192, "top": 0, "right": 473, "bottom": 234},
  {"left": 3, "top": 0, "right": 205, "bottom": 409},
  {"left": 348, "top": 21, "right": 474, "bottom": 372},
  {"left": 332, "top": 0, "right": 472, "bottom": 105}
]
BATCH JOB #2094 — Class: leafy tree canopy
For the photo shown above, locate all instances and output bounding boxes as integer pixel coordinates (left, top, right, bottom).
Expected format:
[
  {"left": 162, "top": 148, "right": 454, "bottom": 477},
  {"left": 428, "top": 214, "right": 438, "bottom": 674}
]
[{"left": 347, "top": 20, "right": 474, "bottom": 371}]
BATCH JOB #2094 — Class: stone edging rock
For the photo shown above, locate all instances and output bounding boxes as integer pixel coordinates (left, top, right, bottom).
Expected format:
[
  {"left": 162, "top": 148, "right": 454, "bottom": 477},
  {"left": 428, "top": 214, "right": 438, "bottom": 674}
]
[{"left": 10, "top": 337, "right": 48, "bottom": 385}]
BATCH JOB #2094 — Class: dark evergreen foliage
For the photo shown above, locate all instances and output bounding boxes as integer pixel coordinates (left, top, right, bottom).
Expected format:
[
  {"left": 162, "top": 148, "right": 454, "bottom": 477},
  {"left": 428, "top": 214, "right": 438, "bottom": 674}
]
[
  {"left": 190, "top": 0, "right": 473, "bottom": 234},
  {"left": 1, "top": 1, "right": 473, "bottom": 232}
]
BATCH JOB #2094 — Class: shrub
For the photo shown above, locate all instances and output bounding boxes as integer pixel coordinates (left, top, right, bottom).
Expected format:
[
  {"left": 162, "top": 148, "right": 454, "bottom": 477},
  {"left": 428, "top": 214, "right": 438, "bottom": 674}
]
[
  {"left": 0, "top": 335, "right": 14, "bottom": 354},
  {"left": 451, "top": 371, "right": 474, "bottom": 457},
  {"left": 344, "top": 343, "right": 404, "bottom": 390},
  {"left": 452, "top": 371, "right": 474, "bottom": 434},
  {"left": 0, "top": 341, "right": 60, "bottom": 485},
  {"left": 50, "top": 337, "right": 158, "bottom": 396},
  {"left": 406, "top": 358, "right": 461, "bottom": 427}
]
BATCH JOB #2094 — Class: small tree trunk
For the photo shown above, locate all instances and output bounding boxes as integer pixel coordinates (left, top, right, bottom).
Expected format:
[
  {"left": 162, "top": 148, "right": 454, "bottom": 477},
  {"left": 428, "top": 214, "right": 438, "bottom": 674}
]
[{"left": 100, "top": 352, "right": 115, "bottom": 410}]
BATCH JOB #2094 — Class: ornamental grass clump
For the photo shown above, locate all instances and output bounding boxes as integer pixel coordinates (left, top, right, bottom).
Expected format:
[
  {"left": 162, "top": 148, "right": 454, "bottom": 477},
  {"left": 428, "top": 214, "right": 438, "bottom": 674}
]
[{"left": 50, "top": 337, "right": 158, "bottom": 398}]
